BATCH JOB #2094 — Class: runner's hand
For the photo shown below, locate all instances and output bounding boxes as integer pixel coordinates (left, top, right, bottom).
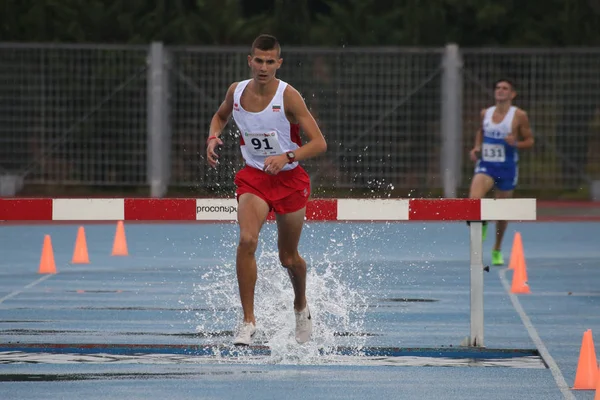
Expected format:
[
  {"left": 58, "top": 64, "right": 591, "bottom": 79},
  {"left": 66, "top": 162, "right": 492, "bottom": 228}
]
[
  {"left": 469, "top": 147, "right": 481, "bottom": 162},
  {"left": 207, "top": 137, "right": 223, "bottom": 168},
  {"left": 263, "top": 154, "right": 288, "bottom": 175},
  {"left": 505, "top": 134, "right": 517, "bottom": 147}
]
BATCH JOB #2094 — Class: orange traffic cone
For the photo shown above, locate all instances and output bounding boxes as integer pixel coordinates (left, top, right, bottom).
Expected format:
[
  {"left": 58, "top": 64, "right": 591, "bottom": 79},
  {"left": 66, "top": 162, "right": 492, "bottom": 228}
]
[
  {"left": 574, "top": 329, "right": 599, "bottom": 390},
  {"left": 111, "top": 221, "right": 128, "bottom": 256},
  {"left": 508, "top": 232, "right": 524, "bottom": 270},
  {"left": 594, "top": 371, "right": 600, "bottom": 399},
  {"left": 71, "top": 226, "right": 90, "bottom": 264},
  {"left": 510, "top": 250, "right": 530, "bottom": 294},
  {"left": 39, "top": 235, "right": 56, "bottom": 274}
]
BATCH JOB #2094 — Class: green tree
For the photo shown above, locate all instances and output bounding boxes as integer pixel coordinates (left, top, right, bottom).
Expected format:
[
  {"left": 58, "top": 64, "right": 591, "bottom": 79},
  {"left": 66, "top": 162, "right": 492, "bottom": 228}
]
[
  {"left": 271, "top": 0, "right": 311, "bottom": 45},
  {"left": 310, "top": 0, "right": 405, "bottom": 46},
  {"left": 310, "top": 0, "right": 600, "bottom": 47},
  {"left": 0, "top": 0, "right": 270, "bottom": 45},
  {"left": 1, "top": 0, "right": 599, "bottom": 46}
]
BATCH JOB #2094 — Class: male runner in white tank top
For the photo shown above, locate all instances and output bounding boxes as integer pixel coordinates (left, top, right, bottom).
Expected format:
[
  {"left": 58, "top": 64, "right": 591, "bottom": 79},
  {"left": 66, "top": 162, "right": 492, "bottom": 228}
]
[
  {"left": 206, "top": 34, "right": 327, "bottom": 346},
  {"left": 468, "top": 79, "right": 534, "bottom": 266}
]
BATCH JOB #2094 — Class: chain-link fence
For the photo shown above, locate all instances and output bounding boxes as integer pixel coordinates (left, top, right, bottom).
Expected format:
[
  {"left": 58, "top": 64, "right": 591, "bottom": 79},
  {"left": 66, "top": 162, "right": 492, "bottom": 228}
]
[
  {"left": 168, "top": 47, "right": 443, "bottom": 194},
  {"left": 1, "top": 43, "right": 599, "bottom": 198},
  {"left": 462, "top": 49, "right": 600, "bottom": 192},
  {"left": 0, "top": 44, "right": 148, "bottom": 191}
]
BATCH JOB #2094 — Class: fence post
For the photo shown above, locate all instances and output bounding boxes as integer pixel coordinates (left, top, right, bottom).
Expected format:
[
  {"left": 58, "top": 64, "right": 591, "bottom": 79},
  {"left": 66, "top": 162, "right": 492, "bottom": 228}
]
[
  {"left": 440, "top": 44, "right": 463, "bottom": 198},
  {"left": 147, "top": 42, "right": 172, "bottom": 198}
]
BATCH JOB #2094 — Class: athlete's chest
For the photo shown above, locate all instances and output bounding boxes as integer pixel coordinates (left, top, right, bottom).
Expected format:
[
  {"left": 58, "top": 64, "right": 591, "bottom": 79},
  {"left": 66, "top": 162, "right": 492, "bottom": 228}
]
[
  {"left": 483, "top": 113, "right": 517, "bottom": 139},
  {"left": 236, "top": 99, "right": 293, "bottom": 129},
  {"left": 240, "top": 91, "right": 275, "bottom": 113}
]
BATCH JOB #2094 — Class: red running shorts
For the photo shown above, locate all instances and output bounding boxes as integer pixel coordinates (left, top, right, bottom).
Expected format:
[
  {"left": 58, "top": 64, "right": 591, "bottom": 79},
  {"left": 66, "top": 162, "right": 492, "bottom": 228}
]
[{"left": 234, "top": 165, "right": 311, "bottom": 214}]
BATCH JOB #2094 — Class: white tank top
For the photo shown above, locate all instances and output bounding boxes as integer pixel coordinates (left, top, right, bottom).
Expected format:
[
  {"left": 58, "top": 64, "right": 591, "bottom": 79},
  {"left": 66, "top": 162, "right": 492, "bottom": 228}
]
[
  {"left": 232, "top": 79, "right": 301, "bottom": 171},
  {"left": 481, "top": 106, "right": 519, "bottom": 165}
]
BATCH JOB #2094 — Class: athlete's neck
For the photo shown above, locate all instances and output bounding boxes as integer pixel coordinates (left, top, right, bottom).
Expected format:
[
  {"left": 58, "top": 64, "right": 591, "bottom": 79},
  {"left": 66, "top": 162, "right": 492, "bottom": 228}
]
[
  {"left": 250, "top": 78, "right": 279, "bottom": 96},
  {"left": 495, "top": 102, "right": 511, "bottom": 113}
]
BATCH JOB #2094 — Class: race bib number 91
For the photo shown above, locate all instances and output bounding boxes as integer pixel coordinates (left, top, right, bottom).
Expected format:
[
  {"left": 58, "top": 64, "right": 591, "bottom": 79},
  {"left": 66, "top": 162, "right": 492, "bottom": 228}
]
[
  {"left": 244, "top": 131, "right": 283, "bottom": 156},
  {"left": 482, "top": 143, "right": 505, "bottom": 162}
]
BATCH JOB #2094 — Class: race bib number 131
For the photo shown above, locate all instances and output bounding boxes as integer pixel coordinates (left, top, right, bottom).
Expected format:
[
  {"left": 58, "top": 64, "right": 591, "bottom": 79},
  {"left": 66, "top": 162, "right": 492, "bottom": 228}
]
[
  {"left": 244, "top": 131, "right": 283, "bottom": 156},
  {"left": 482, "top": 143, "right": 505, "bottom": 162}
]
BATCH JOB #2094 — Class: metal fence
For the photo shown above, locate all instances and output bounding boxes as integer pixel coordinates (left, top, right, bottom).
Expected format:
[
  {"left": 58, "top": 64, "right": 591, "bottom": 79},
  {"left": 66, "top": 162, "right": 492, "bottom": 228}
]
[
  {"left": 462, "top": 49, "right": 600, "bottom": 192},
  {"left": 168, "top": 46, "right": 445, "bottom": 195},
  {"left": 1, "top": 43, "right": 599, "bottom": 198},
  {"left": 0, "top": 44, "right": 148, "bottom": 190}
]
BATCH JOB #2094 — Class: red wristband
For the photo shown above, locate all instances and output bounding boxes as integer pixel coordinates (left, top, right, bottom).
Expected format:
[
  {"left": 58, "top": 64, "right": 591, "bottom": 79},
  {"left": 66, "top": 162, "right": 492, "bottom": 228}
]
[{"left": 206, "top": 136, "right": 218, "bottom": 144}]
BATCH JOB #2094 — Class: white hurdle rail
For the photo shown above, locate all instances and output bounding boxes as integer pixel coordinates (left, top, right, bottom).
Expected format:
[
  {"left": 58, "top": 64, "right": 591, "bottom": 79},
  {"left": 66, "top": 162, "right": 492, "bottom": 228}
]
[
  {"left": 0, "top": 197, "right": 537, "bottom": 347},
  {"left": 467, "top": 220, "right": 487, "bottom": 347}
]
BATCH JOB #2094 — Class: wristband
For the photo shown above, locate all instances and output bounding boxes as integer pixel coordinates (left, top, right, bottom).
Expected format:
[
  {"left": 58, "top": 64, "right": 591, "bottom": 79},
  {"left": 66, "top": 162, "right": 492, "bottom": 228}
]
[{"left": 206, "top": 136, "right": 218, "bottom": 144}]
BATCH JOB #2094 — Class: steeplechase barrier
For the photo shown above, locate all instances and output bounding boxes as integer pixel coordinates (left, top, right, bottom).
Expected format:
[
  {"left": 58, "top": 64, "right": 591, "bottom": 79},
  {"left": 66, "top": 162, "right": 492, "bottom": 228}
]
[{"left": 0, "top": 197, "right": 537, "bottom": 347}]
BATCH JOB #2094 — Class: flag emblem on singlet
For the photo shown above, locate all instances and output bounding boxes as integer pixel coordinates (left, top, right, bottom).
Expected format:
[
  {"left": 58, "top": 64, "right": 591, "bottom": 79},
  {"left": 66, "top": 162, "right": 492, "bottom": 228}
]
[{"left": 272, "top": 104, "right": 281, "bottom": 112}]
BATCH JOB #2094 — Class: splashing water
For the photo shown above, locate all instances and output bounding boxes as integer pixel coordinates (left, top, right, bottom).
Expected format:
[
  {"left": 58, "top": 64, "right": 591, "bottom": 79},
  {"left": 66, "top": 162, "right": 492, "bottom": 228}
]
[{"left": 188, "top": 223, "right": 380, "bottom": 365}]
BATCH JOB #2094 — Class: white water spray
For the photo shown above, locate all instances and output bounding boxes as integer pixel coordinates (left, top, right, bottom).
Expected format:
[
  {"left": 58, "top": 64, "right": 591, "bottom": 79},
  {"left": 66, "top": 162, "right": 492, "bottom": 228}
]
[{"left": 187, "top": 222, "right": 384, "bottom": 365}]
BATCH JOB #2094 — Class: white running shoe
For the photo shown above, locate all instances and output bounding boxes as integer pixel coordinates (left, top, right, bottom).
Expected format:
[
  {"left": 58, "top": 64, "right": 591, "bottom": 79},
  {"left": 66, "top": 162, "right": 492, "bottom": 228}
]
[
  {"left": 295, "top": 305, "right": 312, "bottom": 344},
  {"left": 233, "top": 322, "right": 256, "bottom": 346}
]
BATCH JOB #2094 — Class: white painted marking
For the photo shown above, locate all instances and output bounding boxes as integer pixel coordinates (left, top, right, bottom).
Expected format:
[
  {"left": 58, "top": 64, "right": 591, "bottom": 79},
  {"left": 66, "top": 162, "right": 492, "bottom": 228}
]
[
  {"left": 337, "top": 199, "right": 409, "bottom": 220},
  {"left": 0, "top": 352, "right": 547, "bottom": 367},
  {"left": 53, "top": 199, "right": 125, "bottom": 220},
  {"left": 195, "top": 199, "right": 238, "bottom": 221},
  {"left": 481, "top": 198, "right": 536, "bottom": 221},
  {"left": 499, "top": 269, "right": 575, "bottom": 400},
  {"left": 0, "top": 275, "right": 53, "bottom": 304}
]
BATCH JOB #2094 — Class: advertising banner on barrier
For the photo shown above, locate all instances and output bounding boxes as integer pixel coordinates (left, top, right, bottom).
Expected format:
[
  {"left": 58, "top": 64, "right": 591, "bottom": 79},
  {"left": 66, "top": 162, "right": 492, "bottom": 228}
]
[{"left": 195, "top": 199, "right": 238, "bottom": 221}]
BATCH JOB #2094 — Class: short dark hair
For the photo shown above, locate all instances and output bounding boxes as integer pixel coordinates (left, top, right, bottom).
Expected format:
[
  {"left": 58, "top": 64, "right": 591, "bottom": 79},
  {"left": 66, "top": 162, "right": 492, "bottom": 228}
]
[
  {"left": 494, "top": 78, "right": 516, "bottom": 91},
  {"left": 251, "top": 34, "right": 281, "bottom": 56}
]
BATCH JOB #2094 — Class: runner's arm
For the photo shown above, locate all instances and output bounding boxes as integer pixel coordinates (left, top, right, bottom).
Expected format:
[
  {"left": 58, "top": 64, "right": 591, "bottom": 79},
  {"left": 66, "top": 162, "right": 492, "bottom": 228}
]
[
  {"left": 283, "top": 86, "right": 327, "bottom": 162},
  {"left": 515, "top": 109, "right": 534, "bottom": 149},
  {"left": 473, "top": 108, "right": 486, "bottom": 151},
  {"left": 207, "top": 82, "right": 237, "bottom": 168},
  {"left": 469, "top": 109, "right": 486, "bottom": 161},
  {"left": 209, "top": 82, "right": 237, "bottom": 141}
]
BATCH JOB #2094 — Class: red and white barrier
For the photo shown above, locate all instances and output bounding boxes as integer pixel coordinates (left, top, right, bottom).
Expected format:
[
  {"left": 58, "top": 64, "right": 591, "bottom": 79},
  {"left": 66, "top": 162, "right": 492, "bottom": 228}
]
[
  {"left": 0, "top": 196, "right": 538, "bottom": 348},
  {"left": 0, "top": 198, "right": 537, "bottom": 222}
]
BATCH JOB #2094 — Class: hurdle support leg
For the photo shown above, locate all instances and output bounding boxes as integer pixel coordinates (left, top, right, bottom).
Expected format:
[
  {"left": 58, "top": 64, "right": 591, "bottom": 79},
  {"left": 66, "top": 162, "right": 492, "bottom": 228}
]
[{"left": 468, "top": 221, "right": 484, "bottom": 347}]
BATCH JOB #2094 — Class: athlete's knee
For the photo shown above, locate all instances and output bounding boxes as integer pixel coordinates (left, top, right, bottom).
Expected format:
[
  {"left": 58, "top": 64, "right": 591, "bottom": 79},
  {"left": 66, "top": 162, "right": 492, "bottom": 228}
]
[
  {"left": 238, "top": 233, "right": 259, "bottom": 254},
  {"left": 279, "top": 251, "right": 302, "bottom": 269},
  {"left": 469, "top": 175, "right": 493, "bottom": 198},
  {"left": 469, "top": 188, "right": 485, "bottom": 199}
]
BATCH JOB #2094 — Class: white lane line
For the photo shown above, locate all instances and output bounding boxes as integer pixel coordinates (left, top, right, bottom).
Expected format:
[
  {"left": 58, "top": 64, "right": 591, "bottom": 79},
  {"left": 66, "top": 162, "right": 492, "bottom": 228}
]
[
  {"left": 499, "top": 268, "right": 575, "bottom": 400},
  {"left": 0, "top": 275, "right": 54, "bottom": 304}
]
